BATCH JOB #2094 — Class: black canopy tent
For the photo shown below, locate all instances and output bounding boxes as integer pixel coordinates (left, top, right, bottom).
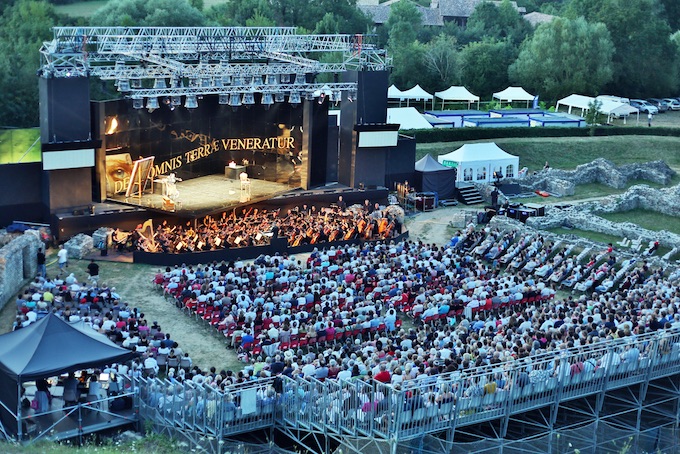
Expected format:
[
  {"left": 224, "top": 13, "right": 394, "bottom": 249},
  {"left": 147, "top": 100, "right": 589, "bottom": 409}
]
[
  {"left": 0, "top": 314, "right": 135, "bottom": 440},
  {"left": 414, "top": 154, "right": 457, "bottom": 200}
]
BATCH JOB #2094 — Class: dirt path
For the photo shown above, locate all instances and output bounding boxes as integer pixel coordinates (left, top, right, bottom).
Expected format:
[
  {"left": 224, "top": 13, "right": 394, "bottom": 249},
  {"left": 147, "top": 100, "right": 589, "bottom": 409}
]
[{"left": 404, "top": 206, "right": 476, "bottom": 245}]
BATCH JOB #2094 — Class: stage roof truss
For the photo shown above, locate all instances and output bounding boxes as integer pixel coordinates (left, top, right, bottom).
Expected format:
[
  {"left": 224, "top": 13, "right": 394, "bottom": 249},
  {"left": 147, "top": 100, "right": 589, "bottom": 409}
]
[{"left": 40, "top": 27, "right": 390, "bottom": 99}]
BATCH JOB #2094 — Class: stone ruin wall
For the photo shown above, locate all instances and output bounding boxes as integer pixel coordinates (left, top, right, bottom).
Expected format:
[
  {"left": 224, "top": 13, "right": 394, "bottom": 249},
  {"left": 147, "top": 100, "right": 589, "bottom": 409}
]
[
  {"left": 508, "top": 158, "right": 676, "bottom": 197},
  {"left": 0, "top": 231, "right": 42, "bottom": 310}
]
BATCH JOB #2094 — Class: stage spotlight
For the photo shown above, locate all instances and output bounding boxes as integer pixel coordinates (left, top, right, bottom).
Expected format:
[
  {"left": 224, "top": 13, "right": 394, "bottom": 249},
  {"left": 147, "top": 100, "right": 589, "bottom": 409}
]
[
  {"left": 265, "top": 74, "right": 278, "bottom": 85},
  {"left": 318, "top": 93, "right": 326, "bottom": 104},
  {"left": 232, "top": 76, "right": 242, "bottom": 86},
  {"left": 261, "top": 93, "right": 274, "bottom": 107},
  {"left": 130, "top": 79, "right": 141, "bottom": 89},
  {"left": 146, "top": 97, "right": 159, "bottom": 111},
  {"left": 132, "top": 98, "right": 144, "bottom": 109},
  {"left": 184, "top": 95, "right": 198, "bottom": 109},
  {"left": 221, "top": 75, "right": 231, "bottom": 86},
  {"left": 229, "top": 93, "right": 242, "bottom": 107},
  {"left": 153, "top": 78, "right": 167, "bottom": 89},
  {"left": 171, "top": 96, "right": 182, "bottom": 107},
  {"left": 251, "top": 75, "right": 263, "bottom": 86},
  {"left": 219, "top": 94, "right": 229, "bottom": 105},
  {"left": 280, "top": 74, "right": 291, "bottom": 84},
  {"left": 294, "top": 74, "right": 305, "bottom": 85},
  {"left": 243, "top": 93, "right": 255, "bottom": 106},
  {"left": 201, "top": 78, "right": 211, "bottom": 88},
  {"left": 117, "top": 79, "right": 130, "bottom": 92},
  {"left": 305, "top": 92, "right": 315, "bottom": 101},
  {"left": 289, "top": 92, "right": 301, "bottom": 105},
  {"left": 274, "top": 93, "right": 285, "bottom": 103}
]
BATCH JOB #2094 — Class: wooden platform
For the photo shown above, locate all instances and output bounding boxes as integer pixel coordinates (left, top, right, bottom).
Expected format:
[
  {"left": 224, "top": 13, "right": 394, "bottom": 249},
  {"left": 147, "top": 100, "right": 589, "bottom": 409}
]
[{"left": 108, "top": 174, "right": 293, "bottom": 217}]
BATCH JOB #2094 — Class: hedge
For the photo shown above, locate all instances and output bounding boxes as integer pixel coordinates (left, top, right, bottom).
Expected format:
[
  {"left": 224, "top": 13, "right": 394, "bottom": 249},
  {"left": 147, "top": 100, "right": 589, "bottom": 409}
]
[{"left": 404, "top": 126, "right": 680, "bottom": 143}]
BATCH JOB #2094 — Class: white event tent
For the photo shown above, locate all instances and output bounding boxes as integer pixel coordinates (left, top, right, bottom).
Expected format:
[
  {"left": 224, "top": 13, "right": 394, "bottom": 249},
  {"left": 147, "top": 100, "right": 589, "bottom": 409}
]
[
  {"left": 492, "top": 86, "right": 535, "bottom": 107},
  {"left": 388, "top": 84, "right": 434, "bottom": 108},
  {"left": 387, "top": 84, "right": 405, "bottom": 100},
  {"left": 437, "top": 142, "right": 519, "bottom": 183},
  {"left": 434, "top": 86, "right": 480, "bottom": 109},
  {"left": 387, "top": 107, "right": 433, "bottom": 130},
  {"left": 556, "top": 94, "right": 639, "bottom": 123}
]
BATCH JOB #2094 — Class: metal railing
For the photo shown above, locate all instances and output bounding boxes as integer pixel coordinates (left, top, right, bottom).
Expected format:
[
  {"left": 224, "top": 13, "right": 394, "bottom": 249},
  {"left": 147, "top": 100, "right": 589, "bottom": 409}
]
[{"left": 127, "top": 329, "right": 680, "bottom": 446}]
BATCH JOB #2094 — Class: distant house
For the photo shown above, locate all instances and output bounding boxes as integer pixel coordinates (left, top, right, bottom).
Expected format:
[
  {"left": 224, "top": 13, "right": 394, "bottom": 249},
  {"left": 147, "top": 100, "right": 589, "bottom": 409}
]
[
  {"left": 358, "top": 0, "right": 526, "bottom": 28},
  {"left": 523, "top": 11, "right": 557, "bottom": 27}
]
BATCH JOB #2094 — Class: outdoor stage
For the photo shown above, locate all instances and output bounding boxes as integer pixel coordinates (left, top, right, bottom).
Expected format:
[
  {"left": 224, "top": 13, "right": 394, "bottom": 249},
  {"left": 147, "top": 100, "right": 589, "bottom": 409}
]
[{"left": 108, "top": 174, "right": 293, "bottom": 218}]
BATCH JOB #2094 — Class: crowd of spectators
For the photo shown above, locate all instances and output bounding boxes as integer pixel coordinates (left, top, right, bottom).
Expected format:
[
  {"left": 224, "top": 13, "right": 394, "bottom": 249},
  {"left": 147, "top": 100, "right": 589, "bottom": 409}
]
[{"left": 155, "top": 224, "right": 680, "bottom": 394}]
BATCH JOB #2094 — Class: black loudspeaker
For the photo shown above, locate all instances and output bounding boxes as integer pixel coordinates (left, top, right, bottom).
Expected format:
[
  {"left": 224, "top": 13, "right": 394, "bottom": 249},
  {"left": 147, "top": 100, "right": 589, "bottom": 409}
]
[{"left": 507, "top": 208, "right": 518, "bottom": 219}]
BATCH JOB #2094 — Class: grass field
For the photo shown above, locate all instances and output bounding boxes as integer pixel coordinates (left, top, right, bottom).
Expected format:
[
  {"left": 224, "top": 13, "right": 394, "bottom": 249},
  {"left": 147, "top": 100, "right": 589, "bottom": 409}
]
[
  {"left": 54, "top": 0, "right": 227, "bottom": 17},
  {"left": 598, "top": 209, "right": 680, "bottom": 236},
  {"left": 416, "top": 135, "right": 680, "bottom": 173},
  {"left": 0, "top": 128, "right": 41, "bottom": 164},
  {"left": 54, "top": 0, "right": 107, "bottom": 17}
]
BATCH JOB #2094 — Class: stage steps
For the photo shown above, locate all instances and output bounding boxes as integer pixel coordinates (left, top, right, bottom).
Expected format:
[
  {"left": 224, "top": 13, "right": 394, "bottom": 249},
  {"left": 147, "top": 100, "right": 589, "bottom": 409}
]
[{"left": 457, "top": 183, "right": 483, "bottom": 205}]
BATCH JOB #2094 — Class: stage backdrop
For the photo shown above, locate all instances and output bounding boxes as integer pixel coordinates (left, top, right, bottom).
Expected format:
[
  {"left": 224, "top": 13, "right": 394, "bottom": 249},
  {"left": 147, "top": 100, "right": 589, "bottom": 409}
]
[{"left": 95, "top": 96, "right": 312, "bottom": 199}]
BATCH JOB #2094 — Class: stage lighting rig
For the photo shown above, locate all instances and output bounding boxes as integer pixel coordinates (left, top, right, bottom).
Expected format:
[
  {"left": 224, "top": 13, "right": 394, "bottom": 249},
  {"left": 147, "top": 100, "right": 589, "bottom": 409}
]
[{"left": 39, "top": 27, "right": 391, "bottom": 107}]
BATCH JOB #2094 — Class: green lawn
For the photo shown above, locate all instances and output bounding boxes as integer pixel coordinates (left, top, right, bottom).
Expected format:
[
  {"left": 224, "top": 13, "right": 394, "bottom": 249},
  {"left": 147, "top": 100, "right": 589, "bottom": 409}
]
[
  {"left": 0, "top": 128, "right": 41, "bottom": 164},
  {"left": 598, "top": 209, "right": 680, "bottom": 236},
  {"left": 54, "top": 0, "right": 108, "bottom": 16},
  {"left": 54, "top": 0, "right": 228, "bottom": 17},
  {"left": 417, "top": 135, "right": 680, "bottom": 174}
]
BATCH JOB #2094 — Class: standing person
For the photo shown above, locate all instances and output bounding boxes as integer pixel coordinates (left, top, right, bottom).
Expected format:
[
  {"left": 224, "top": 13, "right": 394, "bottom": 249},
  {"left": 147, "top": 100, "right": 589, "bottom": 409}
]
[
  {"left": 36, "top": 248, "right": 46, "bottom": 278},
  {"left": 337, "top": 195, "right": 347, "bottom": 212},
  {"left": 87, "top": 259, "right": 100, "bottom": 283},
  {"left": 648, "top": 112, "right": 653, "bottom": 127},
  {"left": 57, "top": 245, "right": 68, "bottom": 273}
]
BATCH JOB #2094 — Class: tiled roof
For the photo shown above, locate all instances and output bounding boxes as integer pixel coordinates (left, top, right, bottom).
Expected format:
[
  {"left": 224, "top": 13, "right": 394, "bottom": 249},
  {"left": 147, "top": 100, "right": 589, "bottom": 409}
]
[{"left": 523, "top": 11, "right": 557, "bottom": 26}]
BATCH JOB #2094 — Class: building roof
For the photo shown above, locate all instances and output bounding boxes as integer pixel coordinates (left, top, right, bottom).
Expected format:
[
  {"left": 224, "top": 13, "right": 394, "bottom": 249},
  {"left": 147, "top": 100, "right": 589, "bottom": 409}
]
[
  {"left": 359, "top": 0, "right": 526, "bottom": 27},
  {"left": 523, "top": 11, "right": 557, "bottom": 27},
  {"left": 359, "top": 2, "right": 444, "bottom": 26}
]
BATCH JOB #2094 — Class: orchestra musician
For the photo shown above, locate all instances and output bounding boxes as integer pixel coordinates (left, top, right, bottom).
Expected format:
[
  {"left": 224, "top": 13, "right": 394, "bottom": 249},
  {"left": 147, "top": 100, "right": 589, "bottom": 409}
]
[{"left": 128, "top": 199, "right": 398, "bottom": 253}]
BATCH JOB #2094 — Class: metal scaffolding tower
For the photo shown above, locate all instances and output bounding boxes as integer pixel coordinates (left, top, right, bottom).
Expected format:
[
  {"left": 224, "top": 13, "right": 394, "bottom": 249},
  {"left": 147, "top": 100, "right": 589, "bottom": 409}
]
[{"left": 39, "top": 27, "right": 390, "bottom": 107}]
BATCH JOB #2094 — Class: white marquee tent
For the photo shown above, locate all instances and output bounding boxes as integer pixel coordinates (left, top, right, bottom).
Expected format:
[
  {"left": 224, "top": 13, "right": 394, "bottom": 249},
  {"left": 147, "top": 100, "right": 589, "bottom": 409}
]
[
  {"left": 387, "top": 107, "right": 433, "bottom": 130},
  {"left": 387, "top": 84, "right": 405, "bottom": 100},
  {"left": 437, "top": 142, "right": 519, "bottom": 183},
  {"left": 434, "top": 86, "right": 480, "bottom": 109},
  {"left": 556, "top": 94, "right": 639, "bottom": 123},
  {"left": 388, "top": 84, "right": 434, "bottom": 108},
  {"left": 492, "top": 86, "right": 536, "bottom": 107}
]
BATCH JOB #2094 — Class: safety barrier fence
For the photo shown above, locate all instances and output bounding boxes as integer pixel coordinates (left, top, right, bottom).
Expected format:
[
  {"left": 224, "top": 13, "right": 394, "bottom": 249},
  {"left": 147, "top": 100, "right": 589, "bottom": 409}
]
[{"left": 134, "top": 328, "right": 680, "bottom": 445}]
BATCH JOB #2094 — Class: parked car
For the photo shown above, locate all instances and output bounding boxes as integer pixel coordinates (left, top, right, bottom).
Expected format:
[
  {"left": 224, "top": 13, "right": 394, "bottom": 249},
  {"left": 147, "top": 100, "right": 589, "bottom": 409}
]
[
  {"left": 630, "top": 99, "right": 659, "bottom": 114},
  {"left": 646, "top": 98, "right": 669, "bottom": 112},
  {"left": 663, "top": 98, "right": 680, "bottom": 110}
]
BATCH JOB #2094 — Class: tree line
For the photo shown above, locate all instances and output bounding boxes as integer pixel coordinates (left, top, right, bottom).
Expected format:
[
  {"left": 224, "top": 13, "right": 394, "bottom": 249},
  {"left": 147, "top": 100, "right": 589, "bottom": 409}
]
[{"left": 0, "top": 0, "right": 678, "bottom": 127}]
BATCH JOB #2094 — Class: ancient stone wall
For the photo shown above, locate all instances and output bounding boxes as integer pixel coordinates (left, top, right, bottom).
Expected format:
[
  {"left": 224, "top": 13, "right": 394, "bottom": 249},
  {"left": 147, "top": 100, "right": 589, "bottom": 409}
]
[
  {"left": 509, "top": 159, "right": 676, "bottom": 197},
  {"left": 0, "top": 232, "right": 42, "bottom": 310},
  {"left": 524, "top": 184, "right": 680, "bottom": 250}
]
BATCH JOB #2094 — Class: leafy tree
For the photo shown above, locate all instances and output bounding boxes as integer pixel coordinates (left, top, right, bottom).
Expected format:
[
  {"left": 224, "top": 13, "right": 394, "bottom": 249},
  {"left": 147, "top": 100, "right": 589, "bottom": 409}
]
[
  {"left": 658, "top": 0, "right": 680, "bottom": 31},
  {"left": 585, "top": 99, "right": 603, "bottom": 134},
  {"left": 567, "top": 0, "right": 677, "bottom": 97},
  {"left": 509, "top": 17, "right": 614, "bottom": 101},
  {"left": 90, "top": 0, "right": 206, "bottom": 27},
  {"left": 386, "top": 0, "right": 422, "bottom": 48},
  {"left": 390, "top": 41, "right": 427, "bottom": 90},
  {"left": 422, "top": 34, "right": 460, "bottom": 90},
  {"left": 465, "top": 0, "right": 532, "bottom": 46},
  {"left": 460, "top": 39, "right": 517, "bottom": 97},
  {"left": 0, "top": 0, "right": 60, "bottom": 127},
  {"left": 205, "top": 0, "right": 270, "bottom": 26}
]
